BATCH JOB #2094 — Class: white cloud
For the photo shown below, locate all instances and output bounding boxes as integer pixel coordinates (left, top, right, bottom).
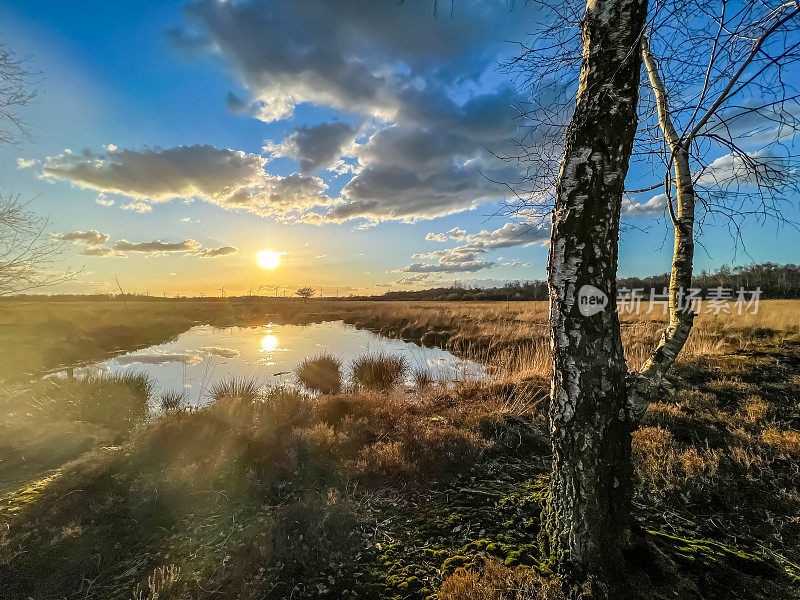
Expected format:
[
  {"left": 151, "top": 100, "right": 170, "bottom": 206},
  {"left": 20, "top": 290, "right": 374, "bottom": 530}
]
[
  {"left": 705, "top": 101, "right": 800, "bottom": 146},
  {"left": 455, "top": 222, "right": 549, "bottom": 249},
  {"left": 377, "top": 273, "right": 431, "bottom": 287},
  {"left": 397, "top": 259, "right": 494, "bottom": 273},
  {"left": 623, "top": 193, "right": 668, "bottom": 216},
  {"left": 41, "top": 144, "right": 336, "bottom": 220},
  {"left": 121, "top": 201, "right": 153, "bottom": 213},
  {"left": 624, "top": 149, "right": 797, "bottom": 218},
  {"left": 95, "top": 193, "right": 115, "bottom": 206},
  {"left": 52, "top": 230, "right": 110, "bottom": 246},
  {"left": 72, "top": 236, "right": 239, "bottom": 259},
  {"left": 16, "top": 158, "right": 35, "bottom": 169},
  {"left": 197, "top": 245, "right": 239, "bottom": 258},
  {"left": 695, "top": 149, "right": 793, "bottom": 188},
  {"left": 401, "top": 222, "right": 547, "bottom": 273},
  {"left": 79, "top": 247, "right": 123, "bottom": 258},
  {"left": 113, "top": 239, "right": 201, "bottom": 253},
  {"left": 425, "top": 227, "right": 467, "bottom": 242}
]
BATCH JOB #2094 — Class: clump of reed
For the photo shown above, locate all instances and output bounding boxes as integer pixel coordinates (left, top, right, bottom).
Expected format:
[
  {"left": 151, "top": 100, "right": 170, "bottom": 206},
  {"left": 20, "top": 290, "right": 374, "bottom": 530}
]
[
  {"left": 158, "top": 390, "right": 187, "bottom": 412},
  {"left": 351, "top": 353, "right": 407, "bottom": 391},
  {"left": 208, "top": 375, "right": 261, "bottom": 403},
  {"left": 133, "top": 564, "right": 183, "bottom": 600},
  {"left": 295, "top": 353, "right": 342, "bottom": 394},
  {"left": 439, "top": 558, "right": 563, "bottom": 600},
  {"left": 27, "top": 371, "right": 155, "bottom": 429},
  {"left": 0, "top": 371, "right": 156, "bottom": 489},
  {"left": 412, "top": 367, "right": 434, "bottom": 390}
]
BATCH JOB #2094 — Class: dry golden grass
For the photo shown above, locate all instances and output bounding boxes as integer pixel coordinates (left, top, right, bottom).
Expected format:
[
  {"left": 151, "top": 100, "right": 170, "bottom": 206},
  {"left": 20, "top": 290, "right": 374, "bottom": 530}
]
[
  {"left": 632, "top": 426, "right": 721, "bottom": 490},
  {"left": 1, "top": 298, "right": 799, "bottom": 599},
  {"left": 319, "top": 298, "right": 800, "bottom": 377},
  {"left": 761, "top": 428, "right": 800, "bottom": 456},
  {"left": 438, "top": 559, "right": 563, "bottom": 600},
  {"left": 740, "top": 396, "right": 769, "bottom": 425},
  {"left": 2, "top": 298, "right": 796, "bottom": 383}
]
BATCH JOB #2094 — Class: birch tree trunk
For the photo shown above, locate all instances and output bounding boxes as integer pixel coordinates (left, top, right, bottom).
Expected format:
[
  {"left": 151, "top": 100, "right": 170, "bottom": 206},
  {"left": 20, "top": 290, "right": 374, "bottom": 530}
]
[
  {"left": 546, "top": 0, "right": 648, "bottom": 591},
  {"left": 638, "top": 36, "right": 697, "bottom": 388}
]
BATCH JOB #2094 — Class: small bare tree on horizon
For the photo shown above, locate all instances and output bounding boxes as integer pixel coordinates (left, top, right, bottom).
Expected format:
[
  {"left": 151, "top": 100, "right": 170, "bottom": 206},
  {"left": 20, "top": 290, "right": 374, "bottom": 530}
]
[{"left": 295, "top": 286, "right": 315, "bottom": 300}]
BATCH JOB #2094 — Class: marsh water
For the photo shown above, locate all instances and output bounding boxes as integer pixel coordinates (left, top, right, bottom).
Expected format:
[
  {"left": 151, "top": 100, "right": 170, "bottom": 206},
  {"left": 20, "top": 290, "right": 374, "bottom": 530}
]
[{"left": 68, "top": 321, "right": 484, "bottom": 404}]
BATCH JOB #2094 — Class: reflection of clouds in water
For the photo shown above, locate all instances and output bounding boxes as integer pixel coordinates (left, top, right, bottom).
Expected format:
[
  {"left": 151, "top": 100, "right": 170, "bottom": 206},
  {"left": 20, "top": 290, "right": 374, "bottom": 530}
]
[
  {"left": 426, "top": 358, "right": 448, "bottom": 366},
  {"left": 116, "top": 352, "right": 204, "bottom": 366},
  {"left": 424, "top": 356, "right": 484, "bottom": 381},
  {"left": 198, "top": 346, "right": 240, "bottom": 359},
  {"left": 115, "top": 346, "right": 240, "bottom": 367}
]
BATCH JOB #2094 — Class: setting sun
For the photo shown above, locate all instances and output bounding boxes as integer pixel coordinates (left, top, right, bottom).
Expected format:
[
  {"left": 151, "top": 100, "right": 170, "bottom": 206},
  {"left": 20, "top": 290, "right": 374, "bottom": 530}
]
[{"left": 257, "top": 250, "right": 280, "bottom": 270}]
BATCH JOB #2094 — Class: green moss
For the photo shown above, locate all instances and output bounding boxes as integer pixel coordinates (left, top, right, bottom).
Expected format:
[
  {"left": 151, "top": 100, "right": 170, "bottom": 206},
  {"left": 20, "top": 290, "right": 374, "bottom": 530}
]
[
  {"left": 441, "top": 555, "right": 470, "bottom": 575},
  {"left": 648, "top": 530, "right": 781, "bottom": 577}
]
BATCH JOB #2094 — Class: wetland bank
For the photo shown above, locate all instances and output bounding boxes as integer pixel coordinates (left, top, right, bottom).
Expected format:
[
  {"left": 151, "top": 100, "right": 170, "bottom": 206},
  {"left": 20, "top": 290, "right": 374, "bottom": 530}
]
[{"left": 1, "top": 298, "right": 800, "bottom": 599}]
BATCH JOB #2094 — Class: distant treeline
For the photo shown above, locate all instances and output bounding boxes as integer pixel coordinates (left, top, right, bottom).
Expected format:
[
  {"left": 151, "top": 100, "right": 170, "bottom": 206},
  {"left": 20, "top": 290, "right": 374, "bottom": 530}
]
[
  {"left": 4, "top": 263, "right": 799, "bottom": 302},
  {"left": 371, "top": 263, "right": 800, "bottom": 301}
]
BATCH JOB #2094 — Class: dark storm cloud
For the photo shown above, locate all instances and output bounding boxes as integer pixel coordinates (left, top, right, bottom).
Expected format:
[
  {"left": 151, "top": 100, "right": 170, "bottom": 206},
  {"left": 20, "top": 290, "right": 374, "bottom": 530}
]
[
  {"left": 322, "top": 159, "right": 521, "bottom": 223},
  {"left": 172, "top": 0, "right": 541, "bottom": 222},
  {"left": 175, "top": 0, "right": 532, "bottom": 121},
  {"left": 41, "top": 1, "right": 547, "bottom": 224},
  {"left": 266, "top": 122, "right": 356, "bottom": 173},
  {"left": 43, "top": 145, "right": 265, "bottom": 200}
]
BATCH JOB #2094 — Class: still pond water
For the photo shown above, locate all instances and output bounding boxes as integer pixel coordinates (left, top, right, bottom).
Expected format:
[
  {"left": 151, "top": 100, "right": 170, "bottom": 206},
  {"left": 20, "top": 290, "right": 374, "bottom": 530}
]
[{"left": 72, "top": 321, "right": 484, "bottom": 405}]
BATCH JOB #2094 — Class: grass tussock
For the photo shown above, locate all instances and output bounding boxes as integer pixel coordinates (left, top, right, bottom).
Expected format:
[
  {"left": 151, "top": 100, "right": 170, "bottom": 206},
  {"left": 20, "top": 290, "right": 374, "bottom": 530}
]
[
  {"left": 439, "top": 559, "right": 563, "bottom": 600},
  {"left": 413, "top": 367, "right": 434, "bottom": 390},
  {"left": 351, "top": 353, "right": 407, "bottom": 391},
  {"left": 129, "top": 380, "right": 505, "bottom": 496},
  {"left": 2, "top": 371, "right": 152, "bottom": 430},
  {"left": 208, "top": 375, "right": 262, "bottom": 403},
  {"left": 0, "top": 376, "right": 527, "bottom": 599},
  {"left": 295, "top": 353, "right": 342, "bottom": 394},
  {"left": 0, "top": 371, "right": 153, "bottom": 494},
  {"left": 632, "top": 426, "right": 721, "bottom": 491},
  {"left": 761, "top": 428, "right": 800, "bottom": 456},
  {"left": 133, "top": 564, "right": 185, "bottom": 600},
  {"left": 159, "top": 389, "right": 188, "bottom": 412}
]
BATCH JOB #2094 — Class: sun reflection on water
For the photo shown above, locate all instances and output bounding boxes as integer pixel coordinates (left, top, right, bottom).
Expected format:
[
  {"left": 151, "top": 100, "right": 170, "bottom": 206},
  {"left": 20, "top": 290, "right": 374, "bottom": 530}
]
[{"left": 260, "top": 334, "right": 279, "bottom": 353}]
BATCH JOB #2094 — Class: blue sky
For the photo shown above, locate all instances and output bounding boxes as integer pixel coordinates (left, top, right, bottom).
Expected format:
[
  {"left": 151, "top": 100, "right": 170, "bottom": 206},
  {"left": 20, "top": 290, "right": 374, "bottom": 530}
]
[{"left": 1, "top": 0, "right": 797, "bottom": 296}]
